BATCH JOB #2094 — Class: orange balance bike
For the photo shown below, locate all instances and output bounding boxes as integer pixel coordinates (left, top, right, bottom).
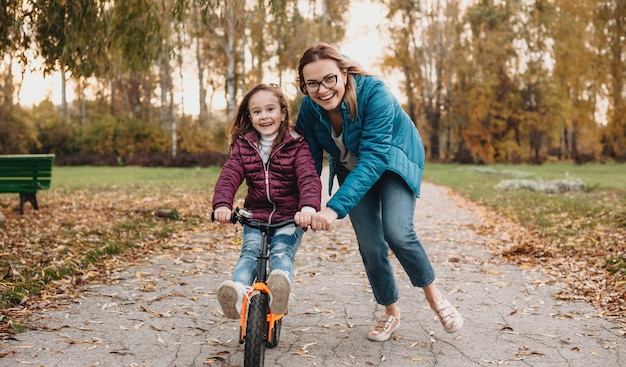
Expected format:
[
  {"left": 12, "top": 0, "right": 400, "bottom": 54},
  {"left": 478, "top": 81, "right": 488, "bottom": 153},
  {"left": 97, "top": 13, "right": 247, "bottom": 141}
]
[{"left": 214, "top": 208, "right": 295, "bottom": 367}]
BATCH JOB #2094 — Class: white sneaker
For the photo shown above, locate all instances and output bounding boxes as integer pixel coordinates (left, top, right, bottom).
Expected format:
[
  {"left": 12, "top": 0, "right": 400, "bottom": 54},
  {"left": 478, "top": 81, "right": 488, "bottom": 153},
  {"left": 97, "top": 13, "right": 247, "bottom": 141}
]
[
  {"left": 217, "top": 280, "right": 245, "bottom": 319},
  {"left": 431, "top": 297, "right": 464, "bottom": 333},
  {"left": 368, "top": 314, "right": 401, "bottom": 342},
  {"left": 266, "top": 270, "right": 291, "bottom": 314}
]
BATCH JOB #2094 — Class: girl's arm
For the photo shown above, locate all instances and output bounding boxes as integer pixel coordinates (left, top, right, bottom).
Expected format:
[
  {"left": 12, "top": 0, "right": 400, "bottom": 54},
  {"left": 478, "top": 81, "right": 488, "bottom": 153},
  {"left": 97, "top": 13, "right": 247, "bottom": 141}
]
[{"left": 212, "top": 143, "right": 245, "bottom": 214}]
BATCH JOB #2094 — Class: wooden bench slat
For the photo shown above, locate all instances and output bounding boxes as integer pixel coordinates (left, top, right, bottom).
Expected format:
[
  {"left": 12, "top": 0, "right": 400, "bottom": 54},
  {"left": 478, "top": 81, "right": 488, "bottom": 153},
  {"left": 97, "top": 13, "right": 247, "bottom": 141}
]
[
  {"left": 0, "top": 154, "right": 55, "bottom": 158},
  {"left": 0, "top": 154, "right": 55, "bottom": 213},
  {"left": 0, "top": 161, "right": 54, "bottom": 165},
  {"left": 0, "top": 171, "right": 52, "bottom": 180},
  {"left": 0, "top": 180, "right": 51, "bottom": 191},
  {"left": 0, "top": 179, "right": 52, "bottom": 184},
  {"left": 0, "top": 162, "right": 54, "bottom": 166},
  {"left": 0, "top": 170, "right": 52, "bottom": 176}
]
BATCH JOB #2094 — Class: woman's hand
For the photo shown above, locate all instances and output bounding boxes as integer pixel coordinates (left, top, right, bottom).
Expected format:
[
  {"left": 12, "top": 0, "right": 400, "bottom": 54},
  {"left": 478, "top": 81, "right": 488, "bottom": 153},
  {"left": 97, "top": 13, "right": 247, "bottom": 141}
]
[
  {"left": 310, "top": 207, "right": 338, "bottom": 231},
  {"left": 212, "top": 207, "right": 232, "bottom": 223}
]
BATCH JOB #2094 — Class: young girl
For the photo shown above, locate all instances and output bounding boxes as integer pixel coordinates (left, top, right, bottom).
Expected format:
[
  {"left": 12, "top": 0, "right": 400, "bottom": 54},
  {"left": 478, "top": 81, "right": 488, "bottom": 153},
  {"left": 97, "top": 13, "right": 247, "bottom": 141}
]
[{"left": 212, "top": 83, "right": 321, "bottom": 318}]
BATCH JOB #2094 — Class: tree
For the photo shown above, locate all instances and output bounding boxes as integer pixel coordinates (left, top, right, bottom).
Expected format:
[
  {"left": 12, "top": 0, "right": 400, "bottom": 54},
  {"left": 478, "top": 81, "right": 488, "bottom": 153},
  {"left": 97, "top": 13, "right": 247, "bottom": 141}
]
[
  {"left": 108, "top": 0, "right": 161, "bottom": 121},
  {"left": 196, "top": 0, "right": 246, "bottom": 121},
  {"left": 383, "top": 0, "right": 460, "bottom": 161},
  {"left": 0, "top": 0, "right": 27, "bottom": 116},
  {"left": 515, "top": 0, "right": 561, "bottom": 163},
  {"left": 597, "top": 0, "right": 626, "bottom": 161},
  {"left": 32, "top": 0, "right": 107, "bottom": 121},
  {"left": 451, "top": 0, "right": 522, "bottom": 163},
  {"left": 552, "top": 0, "right": 602, "bottom": 162}
]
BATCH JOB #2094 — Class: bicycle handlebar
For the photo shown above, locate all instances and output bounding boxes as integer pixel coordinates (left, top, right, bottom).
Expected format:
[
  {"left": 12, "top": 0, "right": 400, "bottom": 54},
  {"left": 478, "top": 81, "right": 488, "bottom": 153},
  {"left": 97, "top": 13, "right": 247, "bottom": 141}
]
[{"left": 211, "top": 208, "right": 296, "bottom": 232}]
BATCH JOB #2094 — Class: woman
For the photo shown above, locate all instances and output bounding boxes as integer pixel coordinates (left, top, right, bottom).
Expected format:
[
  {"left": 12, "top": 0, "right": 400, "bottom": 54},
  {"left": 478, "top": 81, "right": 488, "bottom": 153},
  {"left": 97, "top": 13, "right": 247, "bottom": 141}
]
[{"left": 295, "top": 42, "right": 463, "bottom": 341}]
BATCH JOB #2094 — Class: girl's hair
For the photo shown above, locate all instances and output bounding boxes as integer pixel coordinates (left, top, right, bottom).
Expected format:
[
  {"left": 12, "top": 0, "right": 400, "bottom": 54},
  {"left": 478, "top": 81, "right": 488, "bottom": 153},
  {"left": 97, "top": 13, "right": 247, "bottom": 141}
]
[
  {"left": 226, "top": 83, "right": 292, "bottom": 151},
  {"left": 296, "top": 42, "right": 373, "bottom": 121}
]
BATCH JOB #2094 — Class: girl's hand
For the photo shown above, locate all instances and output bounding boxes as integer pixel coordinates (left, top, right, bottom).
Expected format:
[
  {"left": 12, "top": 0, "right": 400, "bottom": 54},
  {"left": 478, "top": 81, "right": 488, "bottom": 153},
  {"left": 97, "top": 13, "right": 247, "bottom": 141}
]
[
  {"left": 212, "top": 207, "right": 232, "bottom": 223},
  {"left": 294, "top": 211, "right": 313, "bottom": 228},
  {"left": 310, "top": 207, "right": 338, "bottom": 231}
]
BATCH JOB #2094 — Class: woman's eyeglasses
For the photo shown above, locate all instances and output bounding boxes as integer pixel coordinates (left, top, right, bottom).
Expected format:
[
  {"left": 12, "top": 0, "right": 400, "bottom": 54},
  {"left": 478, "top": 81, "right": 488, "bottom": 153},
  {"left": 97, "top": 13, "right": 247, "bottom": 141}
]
[{"left": 303, "top": 74, "right": 338, "bottom": 93}]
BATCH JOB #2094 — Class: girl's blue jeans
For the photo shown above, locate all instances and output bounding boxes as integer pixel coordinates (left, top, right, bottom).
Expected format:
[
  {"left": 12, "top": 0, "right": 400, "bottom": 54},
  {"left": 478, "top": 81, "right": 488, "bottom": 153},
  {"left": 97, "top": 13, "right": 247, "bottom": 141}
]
[
  {"left": 340, "top": 169, "right": 436, "bottom": 306},
  {"left": 231, "top": 224, "right": 304, "bottom": 286}
]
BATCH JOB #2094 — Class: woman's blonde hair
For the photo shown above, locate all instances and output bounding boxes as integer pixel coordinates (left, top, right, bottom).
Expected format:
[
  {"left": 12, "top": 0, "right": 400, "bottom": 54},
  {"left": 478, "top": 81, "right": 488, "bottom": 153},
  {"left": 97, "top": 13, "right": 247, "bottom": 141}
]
[
  {"left": 226, "top": 83, "right": 291, "bottom": 151},
  {"left": 296, "top": 42, "right": 373, "bottom": 121}
]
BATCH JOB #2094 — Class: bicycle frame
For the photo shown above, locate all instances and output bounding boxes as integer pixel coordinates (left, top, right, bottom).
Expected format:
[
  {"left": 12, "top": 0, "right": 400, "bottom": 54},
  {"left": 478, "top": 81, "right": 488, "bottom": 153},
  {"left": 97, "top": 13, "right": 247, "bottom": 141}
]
[
  {"left": 238, "top": 283, "right": 284, "bottom": 344},
  {"left": 222, "top": 208, "right": 295, "bottom": 346}
]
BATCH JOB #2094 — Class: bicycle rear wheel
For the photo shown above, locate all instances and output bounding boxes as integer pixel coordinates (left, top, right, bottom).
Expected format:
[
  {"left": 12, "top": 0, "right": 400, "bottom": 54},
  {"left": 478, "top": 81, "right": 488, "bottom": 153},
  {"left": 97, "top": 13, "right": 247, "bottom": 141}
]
[{"left": 244, "top": 293, "right": 269, "bottom": 367}]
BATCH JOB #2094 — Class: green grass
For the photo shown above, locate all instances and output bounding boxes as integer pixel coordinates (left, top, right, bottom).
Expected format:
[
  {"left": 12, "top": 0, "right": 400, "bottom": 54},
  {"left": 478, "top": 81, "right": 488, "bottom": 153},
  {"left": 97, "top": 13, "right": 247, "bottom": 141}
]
[
  {"left": 51, "top": 166, "right": 223, "bottom": 194},
  {"left": 423, "top": 161, "right": 626, "bottom": 238},
  {"left": 424, "top": 161, "right": 625, "bottom": 191}
]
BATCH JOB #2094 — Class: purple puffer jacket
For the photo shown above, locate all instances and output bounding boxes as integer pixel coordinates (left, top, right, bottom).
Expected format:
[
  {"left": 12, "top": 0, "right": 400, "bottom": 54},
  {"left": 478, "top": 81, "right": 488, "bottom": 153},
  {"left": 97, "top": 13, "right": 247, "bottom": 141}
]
[{"left": 212, "top": 128, "right": 321, "bottom": 223}]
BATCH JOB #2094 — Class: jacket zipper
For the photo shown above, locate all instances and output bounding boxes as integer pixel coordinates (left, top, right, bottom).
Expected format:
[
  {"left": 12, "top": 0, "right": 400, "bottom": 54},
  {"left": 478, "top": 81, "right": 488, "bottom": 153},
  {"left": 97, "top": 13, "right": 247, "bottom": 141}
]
[
  {"left": 264, "top": 141, "right": 287, "bottom": 223},
  {"left": 244, "top": 135, "right": 288, "bottom": 224}
]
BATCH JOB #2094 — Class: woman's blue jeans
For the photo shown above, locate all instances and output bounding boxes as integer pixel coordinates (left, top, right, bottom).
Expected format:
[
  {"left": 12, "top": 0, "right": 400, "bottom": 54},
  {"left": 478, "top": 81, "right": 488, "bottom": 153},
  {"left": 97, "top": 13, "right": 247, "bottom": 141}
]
[
  {"left": 342, "top": 169, "right": 436, "bottom": 306},
  {"left": 231, "top": 224, "right": 304, "bottom": 286}
]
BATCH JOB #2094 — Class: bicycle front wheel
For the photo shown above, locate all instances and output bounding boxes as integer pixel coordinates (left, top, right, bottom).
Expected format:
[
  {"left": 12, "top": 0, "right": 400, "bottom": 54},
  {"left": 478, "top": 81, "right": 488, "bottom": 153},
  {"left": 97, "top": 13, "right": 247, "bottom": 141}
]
[{"left": 244, "top": 293, "right": 269, "bottom": 367}]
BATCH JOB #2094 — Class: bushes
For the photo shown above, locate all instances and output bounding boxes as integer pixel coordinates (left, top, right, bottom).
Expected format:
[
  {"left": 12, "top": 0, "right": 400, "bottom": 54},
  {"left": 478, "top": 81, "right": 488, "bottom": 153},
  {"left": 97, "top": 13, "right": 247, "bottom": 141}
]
[
  {"left": 51, "top": 116, "right": 228, "bottom": 166},
  {"left": 2, "top": 104, "right": 229, "bottom": 167},
  {"left": 79, "top": 115, "right": 170, "bottom": 155},
  {"left": 54, "top": 152, "right": 228, "bottom": 167},
  {"left": 36, "top": 117, "right": 80, "bottom": 155},
  {"left": 0, "top": 107, "right": 39, "bottom": 154}
]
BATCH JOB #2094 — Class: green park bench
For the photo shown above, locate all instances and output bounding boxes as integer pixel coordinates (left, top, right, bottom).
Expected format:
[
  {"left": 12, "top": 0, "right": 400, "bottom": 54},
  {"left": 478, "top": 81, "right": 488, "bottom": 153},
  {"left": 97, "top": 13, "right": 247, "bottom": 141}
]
[{"left": 0, "top": 154, "right": 55, "bottom": 214}]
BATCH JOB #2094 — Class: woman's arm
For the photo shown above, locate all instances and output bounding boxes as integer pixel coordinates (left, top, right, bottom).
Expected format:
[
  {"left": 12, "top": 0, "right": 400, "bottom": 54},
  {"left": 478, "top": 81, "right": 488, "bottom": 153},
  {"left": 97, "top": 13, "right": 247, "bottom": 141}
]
[
  {"left": 296, "top": 99, "right": 325, "bottom": 176},
  {"left": 294, "top": 139, "right": 322, "bottom": 212},
  {"left": 326, "top": 79, "right": 396, "bottom": 218}
]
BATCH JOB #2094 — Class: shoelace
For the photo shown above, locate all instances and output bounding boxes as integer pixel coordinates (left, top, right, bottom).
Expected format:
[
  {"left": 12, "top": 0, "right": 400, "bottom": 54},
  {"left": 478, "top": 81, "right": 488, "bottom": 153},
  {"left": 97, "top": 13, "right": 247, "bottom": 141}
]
[{"left": 243, "top": 286, "right": 254, "bottom": 304}]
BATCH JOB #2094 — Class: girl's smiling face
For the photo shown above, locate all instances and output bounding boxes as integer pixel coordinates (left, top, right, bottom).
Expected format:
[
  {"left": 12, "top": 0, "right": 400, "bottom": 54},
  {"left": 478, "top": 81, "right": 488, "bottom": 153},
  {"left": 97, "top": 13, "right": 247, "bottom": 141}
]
[
  {"left": 301, "top": 58, "right": 347, "bottom": 112},
  {"left": 248, "top": 90, "right": 286, "bottom": 137}
]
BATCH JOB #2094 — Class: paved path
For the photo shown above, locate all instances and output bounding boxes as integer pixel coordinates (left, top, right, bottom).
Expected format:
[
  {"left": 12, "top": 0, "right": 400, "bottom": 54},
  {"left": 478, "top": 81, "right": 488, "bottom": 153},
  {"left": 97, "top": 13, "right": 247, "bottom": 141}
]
[{"left": 1, "top": 179, "right": 624, "bottom": 367}]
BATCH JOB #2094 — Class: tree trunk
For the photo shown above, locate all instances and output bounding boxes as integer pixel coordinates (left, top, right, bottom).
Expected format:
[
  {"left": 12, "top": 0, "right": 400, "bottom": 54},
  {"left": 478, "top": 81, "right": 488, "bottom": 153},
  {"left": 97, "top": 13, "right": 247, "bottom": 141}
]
[
  {"left": 428, "top": 109, "right": 441, "bottom": 160},
  {"left": 78, "top": 78, "right": 86, "bottom": 125},
  {"left": 170, "top": 83, "right": 177, "bottom": 158},
  {"left": 224, "top": 2, "right": 238, "bottom": 121},
  {"left": 61, "top": 67, "right": 68, "bottom": 121},
  {"left": 158, "top": 44, "right": 176, "bottom": 157},
  {"left": 195, "top": 32, "right": 208, "bottom": 123},
  {"left": 109, "top": 77, "right": 116, "bottom": 116}
]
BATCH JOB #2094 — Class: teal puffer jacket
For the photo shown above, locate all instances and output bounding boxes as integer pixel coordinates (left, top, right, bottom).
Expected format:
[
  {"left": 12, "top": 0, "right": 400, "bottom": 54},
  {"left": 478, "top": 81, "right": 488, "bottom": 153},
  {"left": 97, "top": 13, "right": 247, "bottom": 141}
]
[{"left": 295, "top": 74, "right": 425, "bottom": 219}]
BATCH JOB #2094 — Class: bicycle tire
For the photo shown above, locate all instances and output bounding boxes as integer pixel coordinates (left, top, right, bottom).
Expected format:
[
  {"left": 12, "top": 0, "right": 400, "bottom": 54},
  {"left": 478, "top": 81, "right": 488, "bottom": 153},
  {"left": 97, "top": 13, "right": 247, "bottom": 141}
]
[
  {"left": 267, "top": 317, "right": 282, "bottom": 348},
  {"left": 244, "top": 293, "right": 269, "bottom": 367}
]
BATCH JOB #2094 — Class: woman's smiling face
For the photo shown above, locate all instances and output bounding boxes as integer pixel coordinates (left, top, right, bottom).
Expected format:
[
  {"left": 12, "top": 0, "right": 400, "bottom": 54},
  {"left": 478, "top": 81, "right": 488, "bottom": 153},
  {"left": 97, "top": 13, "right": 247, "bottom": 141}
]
[{"left": 301, "top": 58, "right": 347, "bottom": 112}]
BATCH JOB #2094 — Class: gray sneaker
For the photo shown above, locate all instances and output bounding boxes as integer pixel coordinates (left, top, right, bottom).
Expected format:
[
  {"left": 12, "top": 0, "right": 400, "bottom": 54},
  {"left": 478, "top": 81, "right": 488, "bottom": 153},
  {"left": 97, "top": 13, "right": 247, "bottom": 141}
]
[
  {"left": 266, "top": 270, "right": 291, "bottom": 314},
  {"left": 217, "top": 280, "right": 245, "bottom": 319}
]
